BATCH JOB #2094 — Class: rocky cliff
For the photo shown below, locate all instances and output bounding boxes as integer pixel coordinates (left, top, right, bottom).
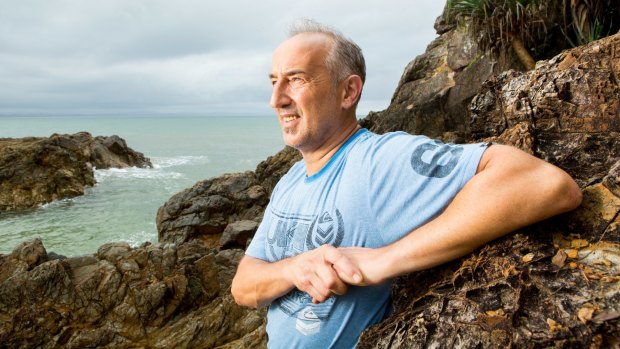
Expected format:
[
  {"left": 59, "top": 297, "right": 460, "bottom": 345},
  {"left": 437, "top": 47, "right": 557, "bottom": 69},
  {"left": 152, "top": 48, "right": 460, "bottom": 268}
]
[
  {"left": 0, "top": 132, "right": 152, "bottom": 211},
  {"left": 1, "top": 19, "right": 618, "bottom": 349}
]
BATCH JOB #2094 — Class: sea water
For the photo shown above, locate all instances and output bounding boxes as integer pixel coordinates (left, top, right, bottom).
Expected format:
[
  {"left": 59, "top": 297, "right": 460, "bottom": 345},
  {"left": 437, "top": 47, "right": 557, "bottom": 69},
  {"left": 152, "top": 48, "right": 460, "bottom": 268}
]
[{"left": 0, "top": 115, "right": 283, "bottom": 256}]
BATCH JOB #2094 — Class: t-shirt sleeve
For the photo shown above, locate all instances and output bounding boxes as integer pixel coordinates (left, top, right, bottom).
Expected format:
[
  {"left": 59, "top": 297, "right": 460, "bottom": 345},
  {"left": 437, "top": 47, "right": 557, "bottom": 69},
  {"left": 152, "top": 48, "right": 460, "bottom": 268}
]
[
  {"left": 363, "top": 133, "right": 488, "bottom": 244},
  {"left": 245, "top": 178, "right": 284, "bottom": 260},
  {"left": 245, "top": 215, "right": 269, "bottom": 260}
]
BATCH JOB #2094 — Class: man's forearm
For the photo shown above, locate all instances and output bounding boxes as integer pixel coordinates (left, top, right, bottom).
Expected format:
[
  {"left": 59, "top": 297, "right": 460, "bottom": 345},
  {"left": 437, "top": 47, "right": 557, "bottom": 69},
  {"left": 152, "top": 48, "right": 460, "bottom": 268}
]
[
  {"left": 231, "top": 256, "right": 295, "bottom": 308},
  {"left": 232, "top": 245, "right": 360, "bottom": 308}
]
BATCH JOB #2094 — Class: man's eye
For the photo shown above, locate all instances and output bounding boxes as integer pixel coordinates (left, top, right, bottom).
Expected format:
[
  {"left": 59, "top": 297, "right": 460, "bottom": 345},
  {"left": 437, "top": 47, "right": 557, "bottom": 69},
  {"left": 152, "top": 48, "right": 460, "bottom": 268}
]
[{"left": 291, "top": 77, "right": 304, "bottom": 84}]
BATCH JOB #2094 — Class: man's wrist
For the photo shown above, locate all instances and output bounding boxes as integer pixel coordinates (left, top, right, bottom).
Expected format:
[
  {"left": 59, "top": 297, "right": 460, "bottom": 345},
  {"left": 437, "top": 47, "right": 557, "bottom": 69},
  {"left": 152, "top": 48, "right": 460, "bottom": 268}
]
[{"left": 377, "top": 243, "right": 409, "bottom": 280}]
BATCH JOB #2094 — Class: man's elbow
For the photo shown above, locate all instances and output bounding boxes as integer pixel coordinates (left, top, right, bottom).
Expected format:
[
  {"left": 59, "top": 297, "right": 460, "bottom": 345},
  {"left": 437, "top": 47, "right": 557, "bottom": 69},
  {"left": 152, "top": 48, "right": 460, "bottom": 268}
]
[
  {"left": 231, "top": 277, "right": 259, "bottom": 309},
  {"left": 565, "top": 178, "right": 583, "bottom": 212},
  {"left": 548, "top": 167, "right": 582, "bottom": 213}
]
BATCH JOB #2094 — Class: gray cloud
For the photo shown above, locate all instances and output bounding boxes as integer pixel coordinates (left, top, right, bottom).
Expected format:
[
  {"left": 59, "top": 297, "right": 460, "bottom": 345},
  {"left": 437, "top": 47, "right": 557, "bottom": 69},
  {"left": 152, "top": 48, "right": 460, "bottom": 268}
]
[{"left": 0, "top": 0, "right": 445, "bottom": 116}]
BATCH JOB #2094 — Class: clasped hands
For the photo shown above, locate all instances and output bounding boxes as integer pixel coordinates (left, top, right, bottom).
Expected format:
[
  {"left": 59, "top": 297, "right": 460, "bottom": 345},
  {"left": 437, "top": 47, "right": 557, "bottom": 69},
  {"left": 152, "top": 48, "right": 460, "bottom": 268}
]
[{"left": 284, "top": 244, "right": 387, "bottom": 304}]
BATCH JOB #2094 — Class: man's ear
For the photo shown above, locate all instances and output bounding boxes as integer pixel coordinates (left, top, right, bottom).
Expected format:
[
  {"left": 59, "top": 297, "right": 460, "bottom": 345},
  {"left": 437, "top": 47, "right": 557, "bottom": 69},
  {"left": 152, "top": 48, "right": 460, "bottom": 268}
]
[{"left": 340, "top": 75, "right": 363, "bottom": 110}]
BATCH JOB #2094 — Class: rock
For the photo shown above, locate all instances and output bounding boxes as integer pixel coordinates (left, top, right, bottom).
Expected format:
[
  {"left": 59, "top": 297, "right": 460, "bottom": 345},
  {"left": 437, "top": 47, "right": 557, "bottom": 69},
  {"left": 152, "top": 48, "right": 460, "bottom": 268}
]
[
  {"left": 220, "top": 220, "right": 259, "bottom": 250},
  {"left": 0, "top": 132, "right": 152, "bottom": 211},
  {"left": 157, "top": 146, "right": 302, "bottom": 247},
  {"left": 156, "top": 172, "right": 268, "bottom": 246},
  {"left": 91, "top": 135, "right": 151, "bottom": 169},
  {"left": 0, "top": 239, "right": 265, "bottom": 348},
  {"left": 359, "top": 20, "right": 522, "bottom": 141}
]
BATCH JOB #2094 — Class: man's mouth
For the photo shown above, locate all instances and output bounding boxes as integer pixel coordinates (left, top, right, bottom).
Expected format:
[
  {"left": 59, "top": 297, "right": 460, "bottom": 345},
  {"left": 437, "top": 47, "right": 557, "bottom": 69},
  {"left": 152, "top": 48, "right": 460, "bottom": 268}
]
[{"left": 282, "top": 115, "right": 300, "bottom": 122}]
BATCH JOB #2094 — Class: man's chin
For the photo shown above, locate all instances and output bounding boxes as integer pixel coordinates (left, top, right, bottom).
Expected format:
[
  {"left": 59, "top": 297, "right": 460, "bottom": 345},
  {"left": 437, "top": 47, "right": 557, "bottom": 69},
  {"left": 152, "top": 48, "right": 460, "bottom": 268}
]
[{"left": 282, "top": 134, "right": 303, "bottom": 150}]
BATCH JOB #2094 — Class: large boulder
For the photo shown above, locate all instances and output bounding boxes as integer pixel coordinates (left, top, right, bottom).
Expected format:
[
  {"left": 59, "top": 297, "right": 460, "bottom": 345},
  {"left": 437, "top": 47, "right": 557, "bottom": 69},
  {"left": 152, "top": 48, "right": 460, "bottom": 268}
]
[
  {"left": 360, "top": 20, "right": 522, "bottom": 141},
  {"left": 0, "top": 132, "right": 151, "bottom": 211}
]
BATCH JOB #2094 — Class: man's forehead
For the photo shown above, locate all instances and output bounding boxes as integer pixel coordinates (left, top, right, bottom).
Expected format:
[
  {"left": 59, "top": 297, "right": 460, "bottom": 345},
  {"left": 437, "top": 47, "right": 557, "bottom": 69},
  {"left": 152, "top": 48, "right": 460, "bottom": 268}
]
[
  {"left": 271, "top": 33, "right": 332, "bottom": 74},
  {"left": 278, "top": 32, "right": 332, "bottom": 49}
]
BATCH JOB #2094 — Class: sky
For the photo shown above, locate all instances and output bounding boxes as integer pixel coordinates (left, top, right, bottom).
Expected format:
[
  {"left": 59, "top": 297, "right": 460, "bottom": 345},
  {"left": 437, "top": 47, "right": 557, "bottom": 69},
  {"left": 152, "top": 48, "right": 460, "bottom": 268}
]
[{"left": 0, "top": 1, "right": 446, "bottom": 117}]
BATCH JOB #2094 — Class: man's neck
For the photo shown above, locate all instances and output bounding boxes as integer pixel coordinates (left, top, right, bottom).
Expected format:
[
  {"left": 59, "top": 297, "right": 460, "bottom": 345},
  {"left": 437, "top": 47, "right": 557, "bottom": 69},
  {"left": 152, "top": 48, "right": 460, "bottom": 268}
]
[{"left": 301, "top": 122, "right": 361, "bottom": 176}]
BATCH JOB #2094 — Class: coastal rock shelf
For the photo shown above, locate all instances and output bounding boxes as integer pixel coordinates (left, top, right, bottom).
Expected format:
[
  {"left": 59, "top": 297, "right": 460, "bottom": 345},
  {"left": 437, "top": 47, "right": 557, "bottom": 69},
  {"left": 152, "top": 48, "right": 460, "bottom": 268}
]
[{"left": 0, "top": 132, "right": 152, "bottom": 211}]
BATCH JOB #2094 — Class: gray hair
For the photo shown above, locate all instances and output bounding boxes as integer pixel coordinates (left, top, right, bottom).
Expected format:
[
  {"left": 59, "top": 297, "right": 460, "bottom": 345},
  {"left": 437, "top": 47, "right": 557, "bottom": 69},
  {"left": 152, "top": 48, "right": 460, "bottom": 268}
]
[{"left": 289, "top": 19, "right": 366, "bottom": 85}]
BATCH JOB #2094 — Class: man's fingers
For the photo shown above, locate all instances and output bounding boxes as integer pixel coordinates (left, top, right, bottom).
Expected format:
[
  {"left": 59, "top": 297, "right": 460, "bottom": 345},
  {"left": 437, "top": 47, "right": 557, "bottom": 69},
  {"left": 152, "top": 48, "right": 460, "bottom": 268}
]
[
  {"left": 299, "top": 264, "right": 339, "bottom": 303},
  {"left": 323, "top": 246, "right": 363, "bottom": 285},
  {"left": 314, "top": 261, "right": 348, "bottom": 295}
]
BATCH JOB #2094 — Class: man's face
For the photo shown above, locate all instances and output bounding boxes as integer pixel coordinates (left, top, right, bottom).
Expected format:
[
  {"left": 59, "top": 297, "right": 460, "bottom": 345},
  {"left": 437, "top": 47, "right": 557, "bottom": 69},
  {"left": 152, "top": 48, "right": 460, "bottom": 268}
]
[{"left": 269, "top": 33, "right": 345, "bottom": 153}]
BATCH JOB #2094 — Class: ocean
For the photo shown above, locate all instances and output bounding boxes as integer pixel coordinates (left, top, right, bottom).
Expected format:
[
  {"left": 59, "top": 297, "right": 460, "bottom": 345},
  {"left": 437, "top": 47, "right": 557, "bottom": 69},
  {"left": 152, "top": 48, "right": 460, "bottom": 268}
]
[{"left": 0, "top": 115, "right": 284, "bottom": 256}]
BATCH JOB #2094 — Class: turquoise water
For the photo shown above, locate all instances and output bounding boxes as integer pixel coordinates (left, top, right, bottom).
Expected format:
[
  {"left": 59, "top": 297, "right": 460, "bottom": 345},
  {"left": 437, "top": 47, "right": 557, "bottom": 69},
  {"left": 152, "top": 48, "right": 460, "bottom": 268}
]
[{"left": 0, "top": 115, "right": 283, "bottom": 256}]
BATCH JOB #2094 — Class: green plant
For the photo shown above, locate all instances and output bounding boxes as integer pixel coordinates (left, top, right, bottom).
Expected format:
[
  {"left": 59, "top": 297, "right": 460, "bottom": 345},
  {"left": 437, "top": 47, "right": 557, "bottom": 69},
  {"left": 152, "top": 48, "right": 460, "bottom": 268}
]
[
  {"left": 447, "top": 0, "right": 551, "bottom": 70},
  {"left": 447, "top": 0, "right": 619, "bottom": 66},
  {"left": 562, "top": 0, "right": 617, "bottom": 47}
]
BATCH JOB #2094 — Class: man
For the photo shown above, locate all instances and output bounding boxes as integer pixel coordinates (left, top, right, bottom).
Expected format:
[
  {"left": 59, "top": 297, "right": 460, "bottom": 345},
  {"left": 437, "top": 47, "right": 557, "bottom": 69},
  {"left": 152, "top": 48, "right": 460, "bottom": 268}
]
[{"left": 231, "top": 20, "right": 582, "bottom": 348}]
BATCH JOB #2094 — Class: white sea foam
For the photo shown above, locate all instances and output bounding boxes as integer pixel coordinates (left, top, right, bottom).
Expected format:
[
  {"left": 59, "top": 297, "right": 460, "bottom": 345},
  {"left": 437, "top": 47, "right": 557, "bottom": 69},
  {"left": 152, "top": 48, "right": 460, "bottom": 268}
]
[
  {"left": 95, "top": 167, "right": 183, "bottom": 181},
  {"left": 40, "top": 197, "right": 75, "bottom": 210},
  {"left": 151, "top": 155, "right": 210, "bottom": 169},
  {"left": 123, "top": 230, "right": 157, "bottom": 248}
]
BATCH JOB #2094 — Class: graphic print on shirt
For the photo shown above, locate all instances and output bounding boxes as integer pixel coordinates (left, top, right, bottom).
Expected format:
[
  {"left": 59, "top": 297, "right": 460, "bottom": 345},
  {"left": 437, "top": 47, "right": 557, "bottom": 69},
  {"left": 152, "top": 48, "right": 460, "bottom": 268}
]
[
  {"left": 266, "top": 207, "right": 345, "bottom": 336},
  {"left": 410, "top": 140, "right": 464, "bottom": 178}
]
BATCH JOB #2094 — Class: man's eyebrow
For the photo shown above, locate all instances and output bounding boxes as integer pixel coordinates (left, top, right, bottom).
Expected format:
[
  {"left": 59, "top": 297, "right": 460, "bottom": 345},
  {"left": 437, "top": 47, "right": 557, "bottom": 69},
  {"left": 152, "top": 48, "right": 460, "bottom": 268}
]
[{"left": 269, "top": 69, "right": 307, "bottom": 79}]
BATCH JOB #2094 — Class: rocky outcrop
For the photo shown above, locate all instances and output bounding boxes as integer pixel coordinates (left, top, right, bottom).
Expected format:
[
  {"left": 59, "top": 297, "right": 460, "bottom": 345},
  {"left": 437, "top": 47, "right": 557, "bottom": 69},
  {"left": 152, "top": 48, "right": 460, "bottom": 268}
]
[
  {"left": 357, "top": 32, "right": 620, "bottom": 349},
  {"left": 359, "top": 19, "right": 523, "bottom": 141},
  {"left": 0, "top": 238, "right": 265, "bottom": 348},
  {"left": 0, "top": 132, "right": 151, "bottom": 211}
]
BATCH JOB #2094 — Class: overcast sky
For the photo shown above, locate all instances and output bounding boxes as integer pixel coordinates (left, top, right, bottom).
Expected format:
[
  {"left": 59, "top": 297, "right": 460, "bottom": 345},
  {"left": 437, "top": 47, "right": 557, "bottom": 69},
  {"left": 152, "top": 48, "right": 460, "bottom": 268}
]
[{"left": 0, "top": 1, "right": 446, "bottom": 117}]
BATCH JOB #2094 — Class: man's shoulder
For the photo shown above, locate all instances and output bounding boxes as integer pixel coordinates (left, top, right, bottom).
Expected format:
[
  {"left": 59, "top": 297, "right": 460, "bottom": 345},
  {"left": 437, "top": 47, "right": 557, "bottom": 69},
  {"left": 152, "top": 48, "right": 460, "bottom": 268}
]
[{"left": 350, "top": 130, "right": 432, "bottom": 156}]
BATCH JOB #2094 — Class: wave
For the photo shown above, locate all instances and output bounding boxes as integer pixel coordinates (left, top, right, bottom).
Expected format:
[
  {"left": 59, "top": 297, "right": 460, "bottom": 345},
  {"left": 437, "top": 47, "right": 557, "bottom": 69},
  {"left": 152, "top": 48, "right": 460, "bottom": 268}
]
[
  {"left": 151, "top": 155, "right": 210, "bottom": 169},
  {"left": 95, "top": 167, "right": 183, "bottom": 180},
  {"left": 122, "top": 229, "right": 157, "bottom": 248}
]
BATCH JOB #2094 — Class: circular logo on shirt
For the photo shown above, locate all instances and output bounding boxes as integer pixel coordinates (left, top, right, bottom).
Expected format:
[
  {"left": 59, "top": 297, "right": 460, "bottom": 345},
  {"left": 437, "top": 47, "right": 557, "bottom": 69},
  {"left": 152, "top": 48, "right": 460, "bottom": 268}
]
[{"left": 410, "top": 141, "right": 464, "bottom": 178}]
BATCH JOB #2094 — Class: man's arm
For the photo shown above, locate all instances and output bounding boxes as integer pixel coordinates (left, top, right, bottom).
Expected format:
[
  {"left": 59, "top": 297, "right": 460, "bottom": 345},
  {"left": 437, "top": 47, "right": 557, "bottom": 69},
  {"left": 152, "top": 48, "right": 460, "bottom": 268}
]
[
  {"left": 334, "top": 144, "right": 582, "bottom": 285},
  {"left": 231, "top": 244, "right": 362, "bottom": 308}
]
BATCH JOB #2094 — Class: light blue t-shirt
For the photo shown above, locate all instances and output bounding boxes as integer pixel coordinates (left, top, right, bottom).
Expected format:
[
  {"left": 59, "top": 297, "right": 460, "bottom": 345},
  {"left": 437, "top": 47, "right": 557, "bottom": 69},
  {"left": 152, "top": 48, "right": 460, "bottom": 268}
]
[{"left": 246, "top": 128, "right": 488, "bottom": 348}]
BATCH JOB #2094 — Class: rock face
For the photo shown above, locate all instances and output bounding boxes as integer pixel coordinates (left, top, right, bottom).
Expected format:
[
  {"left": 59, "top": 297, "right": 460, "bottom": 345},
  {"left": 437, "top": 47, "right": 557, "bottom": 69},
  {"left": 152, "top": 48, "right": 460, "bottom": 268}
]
[
  {"left": 0, "top": 239, "right": 265, "bottom": 348},
  {"left": 360, "top": 20, "right": 522, "bottom": 141},
  {"left": 0, "top": 132, "right": 151, "bottom": 211}
]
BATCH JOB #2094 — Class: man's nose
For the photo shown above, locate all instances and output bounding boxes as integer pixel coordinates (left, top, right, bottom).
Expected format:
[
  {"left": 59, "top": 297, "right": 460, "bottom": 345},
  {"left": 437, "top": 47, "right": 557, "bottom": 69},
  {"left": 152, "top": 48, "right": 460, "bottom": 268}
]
[{"left": 270, "top": 81, "right": 292, "bottom": 109}]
